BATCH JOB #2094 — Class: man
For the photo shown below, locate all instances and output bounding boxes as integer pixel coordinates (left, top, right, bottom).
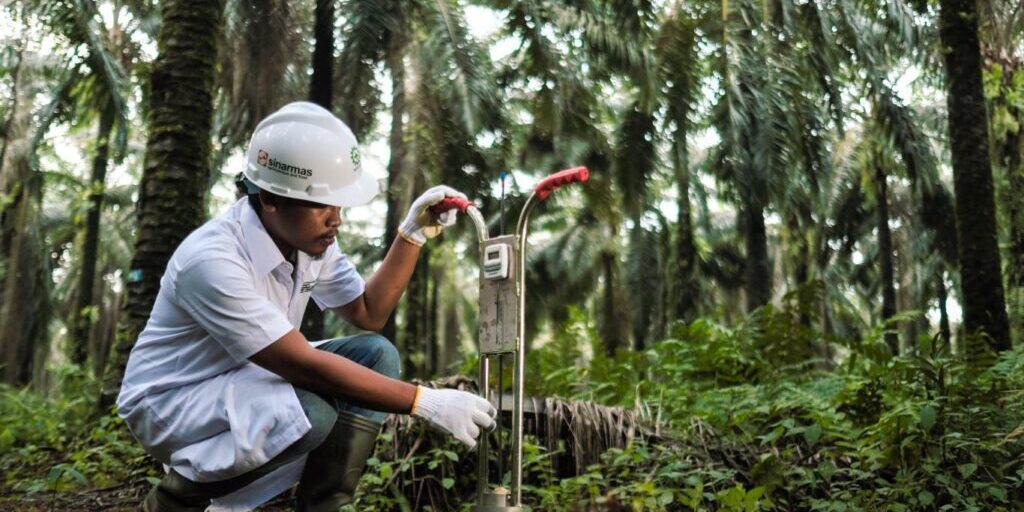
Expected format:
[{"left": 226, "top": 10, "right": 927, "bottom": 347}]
[{"left": 117, "top": 102, "right": 496, "bottom": 511}]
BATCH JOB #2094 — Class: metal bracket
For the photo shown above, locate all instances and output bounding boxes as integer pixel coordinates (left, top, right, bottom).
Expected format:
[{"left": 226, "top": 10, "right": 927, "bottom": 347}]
[{"left": 478, "top": 235, "right": 518, "bottom": 354}]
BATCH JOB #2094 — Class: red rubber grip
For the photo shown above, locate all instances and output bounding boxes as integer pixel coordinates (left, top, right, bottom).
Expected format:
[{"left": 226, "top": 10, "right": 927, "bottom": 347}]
[
  {"left": 534, "top": 166, "right": 589, "bottom": 200},
  {"left": 429, "top": 196, "right": 473, "bottom": 214}
]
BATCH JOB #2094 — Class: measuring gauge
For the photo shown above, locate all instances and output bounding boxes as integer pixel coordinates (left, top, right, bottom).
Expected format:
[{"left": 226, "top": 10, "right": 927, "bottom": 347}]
[{"left": 483, "top": 244, "right": 511, "bottom": 280}]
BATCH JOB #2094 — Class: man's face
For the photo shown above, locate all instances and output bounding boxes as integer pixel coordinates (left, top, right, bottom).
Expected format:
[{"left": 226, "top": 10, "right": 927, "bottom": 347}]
[{"left": 260, "top": 196, "right": 341, "bottom": 257}]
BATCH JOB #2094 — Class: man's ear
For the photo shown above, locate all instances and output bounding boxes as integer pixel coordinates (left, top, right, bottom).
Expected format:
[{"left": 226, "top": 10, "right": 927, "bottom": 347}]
[{"left": 258, "top": 190, "right": 278, "bottom": 213}]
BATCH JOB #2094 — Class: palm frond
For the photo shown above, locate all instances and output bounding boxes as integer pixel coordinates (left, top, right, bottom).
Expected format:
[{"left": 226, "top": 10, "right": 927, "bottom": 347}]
[
  {"left": 218, "top": 0, "right": 297, "bottom": 145},
  {"left": 28, "top": 0, "right": 130, "bottom": 157},
  {"left": 335, "top": 0, "right": 397, "bottom": 138}
]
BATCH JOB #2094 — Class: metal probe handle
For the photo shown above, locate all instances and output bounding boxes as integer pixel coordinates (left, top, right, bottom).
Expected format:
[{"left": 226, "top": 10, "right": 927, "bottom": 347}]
[
  {"left": 508, "top": 166, "right": 589, "bottom": 507},
  {"left": 429, "top": 196, "right": 474, "bottom": 214},
  {"left": 532, "top": 166, "right": 589, "bottom": 200}
]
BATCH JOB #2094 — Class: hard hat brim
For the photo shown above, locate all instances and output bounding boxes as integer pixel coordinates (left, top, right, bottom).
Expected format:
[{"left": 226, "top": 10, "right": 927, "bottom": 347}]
[{"left": 322, "top": 168, "right": 380, "bottom": 208}]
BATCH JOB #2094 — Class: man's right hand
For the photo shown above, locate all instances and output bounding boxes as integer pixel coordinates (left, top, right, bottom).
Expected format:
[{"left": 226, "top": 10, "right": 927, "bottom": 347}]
[
  {"left": 398, "top": 185, "right": 466, "bottom": 246},
  {"left": 411, "top": 386, "right": 497, "bottom": 449}
]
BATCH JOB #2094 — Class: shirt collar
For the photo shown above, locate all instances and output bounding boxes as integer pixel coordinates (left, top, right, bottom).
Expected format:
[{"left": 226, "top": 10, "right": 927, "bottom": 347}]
[{"left": 240, "top": 200, "right": 288, "bottom": 275}]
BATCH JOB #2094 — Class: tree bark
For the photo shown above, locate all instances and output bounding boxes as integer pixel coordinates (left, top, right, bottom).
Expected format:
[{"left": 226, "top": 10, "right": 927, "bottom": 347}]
[
  {"left": 308, "top": 0, "right": 335, "bottom": 110},
  {"left": 599, "top": 238, "right": 631, "bottom": 356},
  {"left": 381, "top": 24, "right": 408, "bottom": 346},
  {"left": 403, "top": 235, "right": 429, "bottom": 379},
  {"left": 0, "top": 40, "right": 23, "bottom": 186},
  {"left": 671, "top": 123, "right": 698, "bottom": 322},
  {"left": 627, "top": 221, "right": 655, "bottom": 351},
  {"left": 71, "top": 107, "right": 115, "bottom": 366},
  {"left": 988, "top": 55, "right": 1024, "bottom": 342},
  {"left": 938, "top": 271, "right": 951, "bottom": 347},
  {"left": 428, "top": 262, "right": 439, "bottom": 376},
  {"left": 1002, "top": 103, "right": 1024, "bottom": 340},
  {"left": 100, "top": 0, "right": 226, "bottom": 409},
  {"left": 939, "top": 0, "right": 1011, "bottom": 352},
  {"left": 442, "top": 298, "right": 460, "bottom": 371},
  {"left": 0, "top": 176, "right": 45, "bottom": 386},
  {"left": 875, "top": 161, "right": 899, "bottom": 355},
  {"left": 0, "top": 35, "right": 43, "bottom": 386},
  {"left": 742, "top": 194, "right": 772, "bottom": 312}
]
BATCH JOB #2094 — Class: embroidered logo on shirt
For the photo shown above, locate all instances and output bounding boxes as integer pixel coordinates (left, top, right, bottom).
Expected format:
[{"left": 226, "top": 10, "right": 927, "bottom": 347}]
[{"left": 301, "top": 281, "right": 317, "bottom": 293}]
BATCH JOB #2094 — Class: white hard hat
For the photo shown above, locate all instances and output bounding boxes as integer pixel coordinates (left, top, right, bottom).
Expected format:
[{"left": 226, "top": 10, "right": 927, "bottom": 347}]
[{"left": 243, "top": 101, "right": 379, "bottom": 207}]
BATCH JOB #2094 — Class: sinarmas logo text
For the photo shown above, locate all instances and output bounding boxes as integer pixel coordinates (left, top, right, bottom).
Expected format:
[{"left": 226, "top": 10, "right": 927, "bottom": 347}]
[{"left": 266, "top": 157, "right": 313, "bottom": 178}]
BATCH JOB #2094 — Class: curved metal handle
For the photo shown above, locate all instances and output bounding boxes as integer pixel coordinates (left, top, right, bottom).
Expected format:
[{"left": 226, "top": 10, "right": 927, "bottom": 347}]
[
  {"left": 429, "top": 196, "right": 473, "bottom": 214},
  {"left": 533, "top": 166, "right": 589, "bottom": 200}
]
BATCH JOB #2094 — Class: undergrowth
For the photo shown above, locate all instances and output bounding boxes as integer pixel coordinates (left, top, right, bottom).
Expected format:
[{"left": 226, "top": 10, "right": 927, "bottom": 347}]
[
  {"left": 3, "top": 284, "right": 1024, "bottom": 510},
  {"left": 0, "top": 366, "right": 154, "bottom": 499}
]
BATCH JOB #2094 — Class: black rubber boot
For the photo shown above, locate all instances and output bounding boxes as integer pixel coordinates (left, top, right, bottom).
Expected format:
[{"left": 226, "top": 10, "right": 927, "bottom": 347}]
[
  {"left": 142, "top": 470, "right": 226, "bottom": 512},
  {"left": 141, "top": 457, "right": 288, "bottom": 511},
  {"left": 296, "top": 410, "right": 382, "bottom": 512}
]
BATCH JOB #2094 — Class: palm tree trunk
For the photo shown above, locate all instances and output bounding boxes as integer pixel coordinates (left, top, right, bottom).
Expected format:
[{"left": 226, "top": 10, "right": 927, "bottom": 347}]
[
  {"left": 71, "top": 107, "right": 115, "bottom": 366},
  {"left": 1003, "top": 118, "right": 1024, "bottom": 339},
  {"left": 672, "top": 134, "right": 698, "bottom": 322},
  {"left": 599, "top": 236, "right": 631, "bottom": 356},
  {"left": 627, "top": 221, "right": 652, "bottom": 351},
  {"left": 403, "top": 243, "right": 429, "bottom": 379},
  {"left": 990, "top": 57, "right": 1024, "bottom": 341},
  {"left": 742, "top": 193, "right": 771, "bottom": 312},
  {"left": 0, "top": 177, "right": 44, "bottom": 386},
  {"left": 100, "top": 0, "right": 226, "bottom": 409},
  {"left": 442, "top": 299, "right": 460, "bottom": 371},
  {"left": 939, "top": 0, "right": 1011, "bottom": 352},
  {"left": 428, "top": 262, "right": 439, "bottom": 376},
  {"left": 875, "top": 162, "right": 899, "bottom": 355},
  {"left": 938, "top": 271, "right": 951, "bottom": 346},
  {"left": 300, "top": 0, "right": 336, "bottom": 342},
  {"left": 0, "top": 42, "right": 23, "bottom": 185},
  {"left": 0, "top": 35, "right": 40, "bottom": 386},
  {"left": 309, "top": 0, "right": 334, "bottom": 109},
  {"left": 381, "top": 25, "right": 408, "bottom": 346}
]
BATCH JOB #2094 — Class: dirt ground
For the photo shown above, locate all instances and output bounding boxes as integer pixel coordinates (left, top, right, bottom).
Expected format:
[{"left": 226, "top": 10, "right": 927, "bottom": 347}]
[{"left": 0, "top": 481, "right": 299, "bottom": 511}]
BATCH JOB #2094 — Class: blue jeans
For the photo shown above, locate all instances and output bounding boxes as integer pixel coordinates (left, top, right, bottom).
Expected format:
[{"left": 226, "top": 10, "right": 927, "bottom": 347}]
[{"left": 297, "top": 332, "right": 402, "bottom": 425}]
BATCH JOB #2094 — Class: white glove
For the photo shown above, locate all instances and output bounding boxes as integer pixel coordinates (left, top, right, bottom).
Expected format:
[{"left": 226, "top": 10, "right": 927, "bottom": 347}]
[
  {"left": 398, "top": 185, "right": 467, "bottom": 246},
  {"left": 411, "top": 386, "right": 497, "bottom": 449}
]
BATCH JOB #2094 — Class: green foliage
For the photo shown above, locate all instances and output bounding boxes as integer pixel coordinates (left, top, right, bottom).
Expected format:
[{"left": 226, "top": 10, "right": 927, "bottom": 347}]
[
  {"left": 0, "top": 365, "right": 153, "bottom": 497},
  {"left": 984, "top": 63, "right": 1024, "bottom": 140},
  {"left": 508, "top": 284, "right": 1024, "bottom": 510},
  {"left": 5, "top": 298, "right": 1024, "bottom": 510}
]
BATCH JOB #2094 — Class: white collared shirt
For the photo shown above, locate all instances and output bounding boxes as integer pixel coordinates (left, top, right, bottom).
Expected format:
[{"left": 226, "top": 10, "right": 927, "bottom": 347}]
[{"left": 117, "top": 198, "right": 365, "bottom": 505}]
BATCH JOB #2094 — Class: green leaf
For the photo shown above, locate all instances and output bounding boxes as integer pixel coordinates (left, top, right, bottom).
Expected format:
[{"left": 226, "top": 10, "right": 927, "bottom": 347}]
[
  {"left": 658, "top": 489, "right": 674, "bottom": 505},
  {"left": 988, "top": 485, "right": 1007, "bottom": 501},
  {"left": 919, "top": 405, "right": 937, "bottom": 431},
  {"left": 380, "top": 464, "right": 393, "bottom": 479},
  {"left": 47, "top": 467, "right": 63, "bottom": 489},
  {"left": 918, "top": 491, "right": 934, "bottom": 505},
  {"left": 442, "top": 477, "right": 455, "bottom": 489},
  {"left": 803, "top": 423, "right": 823, "bottom": 446},
  {"left": 958, "top": 463, "right": 977, "bottom": 479}
]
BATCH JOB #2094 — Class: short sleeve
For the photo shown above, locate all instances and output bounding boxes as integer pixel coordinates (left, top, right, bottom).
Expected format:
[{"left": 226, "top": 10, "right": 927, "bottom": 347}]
[
  {"left": 311, "top": 245, "right": 366, "bottom": 310},
  {"left": 175, "top": 258, "right": 295, "bottom": 362}
]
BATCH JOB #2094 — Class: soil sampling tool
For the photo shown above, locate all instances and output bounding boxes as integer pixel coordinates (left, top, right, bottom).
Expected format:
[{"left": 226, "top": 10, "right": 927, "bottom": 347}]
[{"left": 430, "top": 166, "right": 590, "bottom": 511}]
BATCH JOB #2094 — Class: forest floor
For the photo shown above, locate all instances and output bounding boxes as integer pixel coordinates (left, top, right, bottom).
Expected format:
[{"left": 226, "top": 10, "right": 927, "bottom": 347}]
[
  {"left": 2, "top": 482, "right": 301, "bottom": 511},
  {"left": 2, "top": 482, "right": 147, "bottom": 511}
]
